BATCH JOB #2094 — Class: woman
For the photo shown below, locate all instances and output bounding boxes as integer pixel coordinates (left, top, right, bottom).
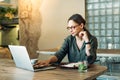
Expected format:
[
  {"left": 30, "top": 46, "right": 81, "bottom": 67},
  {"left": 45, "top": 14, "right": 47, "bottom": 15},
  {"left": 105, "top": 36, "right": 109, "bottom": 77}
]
[{"left": 34, "top": 14, "right": 98, "bottom": 67}]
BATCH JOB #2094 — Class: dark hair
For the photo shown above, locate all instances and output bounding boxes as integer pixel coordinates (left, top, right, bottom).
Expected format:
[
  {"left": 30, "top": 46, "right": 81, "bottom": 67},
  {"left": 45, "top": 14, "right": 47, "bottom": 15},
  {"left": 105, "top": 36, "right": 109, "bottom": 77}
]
[
  {"left": 68, "top": 14, "right": 92, "bottom": 37},
  {"left": 68, "top": 14, "right": 86, "bottom": 25}
]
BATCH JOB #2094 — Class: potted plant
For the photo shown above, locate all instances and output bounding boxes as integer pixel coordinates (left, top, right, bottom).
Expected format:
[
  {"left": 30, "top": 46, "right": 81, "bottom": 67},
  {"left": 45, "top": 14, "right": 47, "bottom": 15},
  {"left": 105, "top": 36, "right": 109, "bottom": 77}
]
[{"left": 0, "top": 7, "right": 18, "bottom": 26}]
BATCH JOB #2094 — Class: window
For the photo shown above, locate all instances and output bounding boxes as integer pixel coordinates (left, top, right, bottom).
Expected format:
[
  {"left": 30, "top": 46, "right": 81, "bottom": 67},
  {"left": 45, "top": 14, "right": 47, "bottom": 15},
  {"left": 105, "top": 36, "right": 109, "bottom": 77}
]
[{"left": 85, "top": 0, "right": 120, "bottom": 49}]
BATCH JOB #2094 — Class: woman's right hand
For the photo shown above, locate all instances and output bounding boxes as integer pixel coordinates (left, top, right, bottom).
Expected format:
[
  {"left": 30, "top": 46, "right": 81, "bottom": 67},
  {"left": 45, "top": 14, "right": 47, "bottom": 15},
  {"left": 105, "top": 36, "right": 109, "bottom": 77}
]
[
  {"left": 34, "top": 56, "right": 58, "bottom": 68},
  {"left": 34, "top": 59, "right": 50, "bottom": 68}
]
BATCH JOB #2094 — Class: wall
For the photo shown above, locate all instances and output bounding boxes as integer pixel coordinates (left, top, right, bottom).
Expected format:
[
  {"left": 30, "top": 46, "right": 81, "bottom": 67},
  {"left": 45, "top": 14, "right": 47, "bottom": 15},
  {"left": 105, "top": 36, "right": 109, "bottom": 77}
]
[
  {"left": 10, "top": 0, "right": 18, "bottom": 8},
  {"left": 18, "top": 0, "right": 85, "bottom": 58},
  {"left": 38, "top": 0, "right": 85, "bottom": 50}
]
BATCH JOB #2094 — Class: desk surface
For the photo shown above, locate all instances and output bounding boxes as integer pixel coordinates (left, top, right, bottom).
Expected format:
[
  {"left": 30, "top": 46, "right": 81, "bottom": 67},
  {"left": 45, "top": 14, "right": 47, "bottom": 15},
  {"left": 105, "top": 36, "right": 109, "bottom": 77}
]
[{"left": 0, "top": 59, "right": 107, "bottom": 80}]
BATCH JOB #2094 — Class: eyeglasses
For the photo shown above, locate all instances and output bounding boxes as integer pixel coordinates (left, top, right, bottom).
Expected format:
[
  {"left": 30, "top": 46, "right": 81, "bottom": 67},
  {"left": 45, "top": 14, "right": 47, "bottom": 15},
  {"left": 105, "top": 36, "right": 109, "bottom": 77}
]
[{"left": 66, "top": 25, "right": 79, "bottom": 30}]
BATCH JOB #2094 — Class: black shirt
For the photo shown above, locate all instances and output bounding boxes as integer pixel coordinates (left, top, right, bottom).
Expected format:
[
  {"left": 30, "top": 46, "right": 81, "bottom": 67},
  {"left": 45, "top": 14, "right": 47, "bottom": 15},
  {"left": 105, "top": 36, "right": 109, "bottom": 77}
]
[{"left": 54, "top": 35, "right": 98, "bottom": 64}]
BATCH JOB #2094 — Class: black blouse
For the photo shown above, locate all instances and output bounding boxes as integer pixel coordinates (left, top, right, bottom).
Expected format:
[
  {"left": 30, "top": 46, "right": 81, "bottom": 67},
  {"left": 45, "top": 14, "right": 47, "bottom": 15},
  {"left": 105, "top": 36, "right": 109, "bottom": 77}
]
[{"left": 54, "top": 35, "right": 98, "bottom": 64}]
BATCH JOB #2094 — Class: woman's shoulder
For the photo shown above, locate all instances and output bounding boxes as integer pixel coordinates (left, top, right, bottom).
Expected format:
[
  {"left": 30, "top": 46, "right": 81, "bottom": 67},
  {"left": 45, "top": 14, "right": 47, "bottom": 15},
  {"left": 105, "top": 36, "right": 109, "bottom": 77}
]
[
  {"left": 89, "top": 34, "right": 97, "bottom": 40},
  {"left": 89, "top": 35, "right": 98, "bottom": 44},
  {"left": 92, "top": 35, "right": 97, "bottom": 39}
]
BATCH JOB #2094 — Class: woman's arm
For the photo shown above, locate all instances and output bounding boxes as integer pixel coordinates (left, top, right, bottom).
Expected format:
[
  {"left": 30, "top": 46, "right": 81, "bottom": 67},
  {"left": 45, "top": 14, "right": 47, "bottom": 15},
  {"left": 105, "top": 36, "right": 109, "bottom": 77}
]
[
  {"left": 85, "top": 43, "right": 91, "bottom": 56},
  {"left": 86, "top": 36, "right": 98, "bottom": 64}
]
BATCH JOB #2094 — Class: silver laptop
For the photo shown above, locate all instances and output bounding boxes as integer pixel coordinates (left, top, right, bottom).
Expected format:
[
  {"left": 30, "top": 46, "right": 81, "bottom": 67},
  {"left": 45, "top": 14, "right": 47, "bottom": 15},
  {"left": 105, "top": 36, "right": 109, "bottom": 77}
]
[{"left": 8, "top": 45, "right": 56, "bottom": 72}]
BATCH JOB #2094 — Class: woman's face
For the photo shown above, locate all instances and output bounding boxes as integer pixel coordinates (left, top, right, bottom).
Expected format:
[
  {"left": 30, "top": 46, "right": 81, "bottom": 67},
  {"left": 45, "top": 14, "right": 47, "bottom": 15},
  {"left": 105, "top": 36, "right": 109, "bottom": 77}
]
[{"left": 67, "top": 20, "right": 83, "bottom": 36}]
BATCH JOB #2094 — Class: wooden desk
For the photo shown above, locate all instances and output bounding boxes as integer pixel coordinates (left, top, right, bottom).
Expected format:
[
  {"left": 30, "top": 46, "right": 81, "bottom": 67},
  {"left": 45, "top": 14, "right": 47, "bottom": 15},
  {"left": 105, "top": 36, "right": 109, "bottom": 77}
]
[{"left": 0, "top": 59, "right": 107, "bottom": 80}]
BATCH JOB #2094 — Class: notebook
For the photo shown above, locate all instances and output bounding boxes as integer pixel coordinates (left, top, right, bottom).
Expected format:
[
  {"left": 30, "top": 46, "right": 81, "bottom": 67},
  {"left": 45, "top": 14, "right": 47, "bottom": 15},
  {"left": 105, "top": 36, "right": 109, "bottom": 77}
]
[{"left": 8, "top": 45, "right": 56, "bottom": 72}]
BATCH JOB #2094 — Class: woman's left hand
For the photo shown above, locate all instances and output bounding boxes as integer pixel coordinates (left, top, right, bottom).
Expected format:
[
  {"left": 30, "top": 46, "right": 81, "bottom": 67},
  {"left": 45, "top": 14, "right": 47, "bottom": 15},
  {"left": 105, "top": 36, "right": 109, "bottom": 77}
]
[{"left": 79, "top": 31, "right": 89, "bottom": 42}]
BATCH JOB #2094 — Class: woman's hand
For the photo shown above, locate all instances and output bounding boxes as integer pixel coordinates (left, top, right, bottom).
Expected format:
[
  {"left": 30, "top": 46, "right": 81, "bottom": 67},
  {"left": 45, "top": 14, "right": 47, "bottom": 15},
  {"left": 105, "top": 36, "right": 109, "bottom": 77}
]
[
  {"left": 34, "top": 56, "right": 58, "bottom": 68},
  {"left": 34, "top": 60, "right": 50, "bottom": 68},
  {"left": 79, "top": 31, "right": 89, "bottom": 42}
]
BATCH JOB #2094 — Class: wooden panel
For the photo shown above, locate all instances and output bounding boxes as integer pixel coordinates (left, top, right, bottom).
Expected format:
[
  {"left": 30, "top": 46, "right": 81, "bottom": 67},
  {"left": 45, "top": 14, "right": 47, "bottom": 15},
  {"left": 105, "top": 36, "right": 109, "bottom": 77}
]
[{"left": 19, "top": 0, "right": 42, "bottom": 58}]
